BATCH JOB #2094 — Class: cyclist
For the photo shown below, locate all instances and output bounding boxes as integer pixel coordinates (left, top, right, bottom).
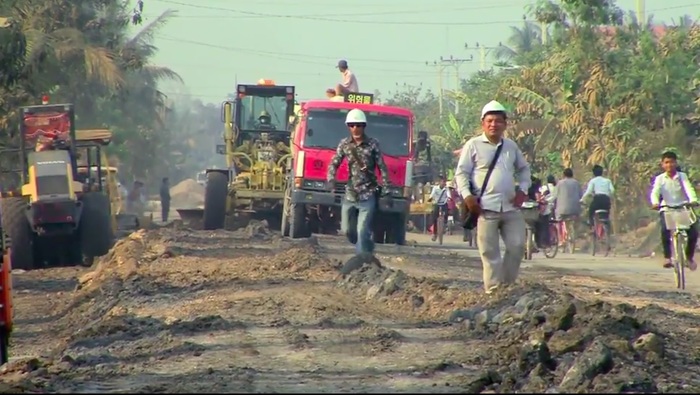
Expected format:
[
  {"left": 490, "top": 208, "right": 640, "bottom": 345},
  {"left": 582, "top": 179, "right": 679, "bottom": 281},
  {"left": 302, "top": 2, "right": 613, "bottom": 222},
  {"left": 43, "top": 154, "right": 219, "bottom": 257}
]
[
  {"left": 527, "top": 177, "right": 547, "bottom": 250},
  {"left": 537, "top": 175, "right": 557, "bottom": 246},
  {"left": 428, "top": 175, "right": 449, "bottom": 241},
  {"left": 580, "top": 165, "right": 615, "bottom": 231},
  {"left": 650, "top": 151, "right": 698, "bottom": 270},
  {"left": 554, "top": 168, "right": 583, "bottom": 245}
]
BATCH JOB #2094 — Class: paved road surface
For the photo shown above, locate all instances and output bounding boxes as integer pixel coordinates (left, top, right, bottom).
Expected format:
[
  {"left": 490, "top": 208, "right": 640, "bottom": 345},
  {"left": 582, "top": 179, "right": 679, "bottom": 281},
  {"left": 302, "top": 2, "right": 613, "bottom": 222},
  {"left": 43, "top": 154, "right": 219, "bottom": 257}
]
[{"left": 404, "top": 232, "right": 699, "bottom": 295}]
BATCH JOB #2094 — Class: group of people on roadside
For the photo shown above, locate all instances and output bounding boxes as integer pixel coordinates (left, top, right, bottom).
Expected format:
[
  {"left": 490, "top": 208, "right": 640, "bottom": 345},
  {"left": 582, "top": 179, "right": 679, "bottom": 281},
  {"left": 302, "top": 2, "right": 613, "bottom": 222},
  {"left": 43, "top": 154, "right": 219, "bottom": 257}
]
[{"left": 323, "top": 65, "right": 698, "bottom": 293}]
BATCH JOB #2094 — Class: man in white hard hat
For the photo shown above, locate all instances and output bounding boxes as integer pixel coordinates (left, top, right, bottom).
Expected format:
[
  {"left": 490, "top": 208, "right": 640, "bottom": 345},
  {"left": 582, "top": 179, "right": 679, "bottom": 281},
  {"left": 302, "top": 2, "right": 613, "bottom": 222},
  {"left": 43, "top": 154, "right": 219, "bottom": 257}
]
[
  {"left": 454, "top": 100, "right": 531, "bottom": 294},
  {"left": 327, "top": 108, "right": 390, "bottom": 254}
]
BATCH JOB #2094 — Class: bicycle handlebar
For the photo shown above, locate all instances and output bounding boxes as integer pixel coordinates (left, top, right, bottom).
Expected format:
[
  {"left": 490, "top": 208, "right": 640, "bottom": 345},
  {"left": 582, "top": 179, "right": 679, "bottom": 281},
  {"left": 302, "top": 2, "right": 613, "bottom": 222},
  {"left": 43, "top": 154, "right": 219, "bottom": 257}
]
[{"left": 657, "top": 202, "right": 698, "bottom": 210}]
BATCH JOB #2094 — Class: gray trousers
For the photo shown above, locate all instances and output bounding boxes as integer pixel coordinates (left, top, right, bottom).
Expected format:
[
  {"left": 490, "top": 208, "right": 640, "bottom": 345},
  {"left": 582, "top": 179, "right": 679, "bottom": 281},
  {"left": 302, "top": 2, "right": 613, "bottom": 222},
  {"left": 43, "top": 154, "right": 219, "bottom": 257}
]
[{"left": 477, "top": 210, "right": 526, "bottom": 292}]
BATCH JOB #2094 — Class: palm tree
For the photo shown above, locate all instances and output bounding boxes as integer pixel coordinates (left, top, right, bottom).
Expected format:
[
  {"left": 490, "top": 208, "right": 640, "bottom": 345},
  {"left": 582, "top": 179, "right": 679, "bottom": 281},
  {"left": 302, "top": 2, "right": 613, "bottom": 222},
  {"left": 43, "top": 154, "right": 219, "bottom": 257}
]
[{"left": 493, "top": 20, "right": 544, "bottom": 62}]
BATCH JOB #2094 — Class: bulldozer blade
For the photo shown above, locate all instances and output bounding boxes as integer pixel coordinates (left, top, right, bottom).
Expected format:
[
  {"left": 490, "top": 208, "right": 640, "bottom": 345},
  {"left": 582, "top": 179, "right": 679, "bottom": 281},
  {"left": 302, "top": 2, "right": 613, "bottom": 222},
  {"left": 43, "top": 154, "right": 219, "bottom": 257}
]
[{"left": 176, "top": 208, "right": 204, "bottom": 225}]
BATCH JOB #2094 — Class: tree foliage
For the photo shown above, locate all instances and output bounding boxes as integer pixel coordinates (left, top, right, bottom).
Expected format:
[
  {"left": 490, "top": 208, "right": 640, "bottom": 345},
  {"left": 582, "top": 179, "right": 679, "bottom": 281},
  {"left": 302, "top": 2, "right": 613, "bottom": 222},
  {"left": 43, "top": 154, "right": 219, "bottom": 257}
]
[
  {"left": 0, "top": 0, "right": 216, "bottom": 194},
  {"left": 380, "top": 0, "right": 700, "bottom": 232}
]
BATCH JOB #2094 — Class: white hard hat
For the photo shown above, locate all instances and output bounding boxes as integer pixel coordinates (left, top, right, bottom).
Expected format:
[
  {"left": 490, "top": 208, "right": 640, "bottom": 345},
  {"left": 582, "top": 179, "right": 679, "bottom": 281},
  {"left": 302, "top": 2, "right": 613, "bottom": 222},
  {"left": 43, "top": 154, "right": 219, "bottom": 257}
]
[
  {"left": 345, "top": 108, "right": 367, "bottom": 124},
  {"left": 481, "top": 100, "right": 507, "bottom": 119}
]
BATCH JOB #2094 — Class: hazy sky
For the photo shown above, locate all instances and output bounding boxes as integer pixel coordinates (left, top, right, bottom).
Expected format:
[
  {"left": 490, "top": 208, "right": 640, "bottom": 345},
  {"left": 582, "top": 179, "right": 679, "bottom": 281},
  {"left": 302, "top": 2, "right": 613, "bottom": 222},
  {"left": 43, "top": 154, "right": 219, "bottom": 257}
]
[{"left": 142, "top": 0, "right": 700, "bottom": 104}]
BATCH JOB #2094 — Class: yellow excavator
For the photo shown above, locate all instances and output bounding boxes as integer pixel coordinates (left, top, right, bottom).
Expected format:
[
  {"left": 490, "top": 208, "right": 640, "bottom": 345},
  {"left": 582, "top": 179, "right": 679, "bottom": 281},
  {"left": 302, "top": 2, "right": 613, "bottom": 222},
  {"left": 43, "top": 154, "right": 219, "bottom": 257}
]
[{"left": 177, "top": 79, "right": 296, "bottom": 230}]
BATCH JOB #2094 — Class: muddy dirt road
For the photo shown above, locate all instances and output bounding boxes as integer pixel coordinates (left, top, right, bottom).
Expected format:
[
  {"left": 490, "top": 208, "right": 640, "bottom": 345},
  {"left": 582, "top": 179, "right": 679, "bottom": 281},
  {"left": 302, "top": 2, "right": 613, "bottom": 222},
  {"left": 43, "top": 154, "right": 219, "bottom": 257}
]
[{"left": 3, "top": 225, "right": 700, "bottom": 393}]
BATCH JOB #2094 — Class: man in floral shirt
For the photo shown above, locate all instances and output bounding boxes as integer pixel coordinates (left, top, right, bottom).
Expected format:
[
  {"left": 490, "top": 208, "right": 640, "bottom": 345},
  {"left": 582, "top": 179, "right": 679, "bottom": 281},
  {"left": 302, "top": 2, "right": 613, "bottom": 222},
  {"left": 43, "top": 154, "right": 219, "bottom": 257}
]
[{"left": 327, "top": 108, "right": 390, "bottom": 254}]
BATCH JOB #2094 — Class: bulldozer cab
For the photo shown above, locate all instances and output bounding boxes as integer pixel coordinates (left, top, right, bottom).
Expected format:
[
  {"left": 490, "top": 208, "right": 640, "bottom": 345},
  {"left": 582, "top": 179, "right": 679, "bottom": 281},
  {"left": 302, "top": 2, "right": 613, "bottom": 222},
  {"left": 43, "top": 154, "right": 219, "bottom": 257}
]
[
  {"left": 231, "top": 80, "right": 295, "bottom": 145},
  {"left": 74, "top": 129, "right": 113, "bottom": 192},
  {"left": 73, "top": 129, "right": 123, "bottom": 232},
  {"left": 0, "top": 103, "right": 77, "bottom": 195}
]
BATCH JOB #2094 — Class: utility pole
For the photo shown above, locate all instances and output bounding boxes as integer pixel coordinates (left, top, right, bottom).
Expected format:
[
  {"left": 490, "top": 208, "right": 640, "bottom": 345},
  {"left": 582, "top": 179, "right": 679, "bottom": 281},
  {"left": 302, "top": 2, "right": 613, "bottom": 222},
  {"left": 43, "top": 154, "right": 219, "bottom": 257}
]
[
  {"left": 426, "top": 55, "right": 473, "bottom": 117},
  {"left": 464, "top": 42, "right": 503, "bottom": 71},
  {"left": 636, "top": 0, "right": 645, "bottom": 26}
]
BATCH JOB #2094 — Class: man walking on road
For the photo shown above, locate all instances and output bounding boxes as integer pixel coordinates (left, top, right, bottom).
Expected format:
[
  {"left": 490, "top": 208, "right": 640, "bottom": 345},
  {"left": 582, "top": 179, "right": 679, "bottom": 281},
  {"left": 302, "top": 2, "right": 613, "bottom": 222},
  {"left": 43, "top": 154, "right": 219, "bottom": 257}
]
[
  {"left": 454, "top": 100, "right": 531, "bottom": 294},
  {"left": 327, "top": 108, "right": 390, "bottom": 254},
  {"left": 159, "top": 177, "right": 171, "bottom": 223}
]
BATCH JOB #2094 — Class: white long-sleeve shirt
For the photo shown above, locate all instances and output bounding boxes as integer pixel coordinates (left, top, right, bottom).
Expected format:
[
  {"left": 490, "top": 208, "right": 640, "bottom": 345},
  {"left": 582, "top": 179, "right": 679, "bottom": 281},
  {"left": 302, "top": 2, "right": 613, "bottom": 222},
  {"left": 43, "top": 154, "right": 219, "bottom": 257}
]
[
  {"left": 539, "top": 183, "right": 556, "bottom": 215},
  {"left": 581, "top": 176, "right": 614, "bottom": 200},
  {"left": 650, "top": 171, "right": 697, "bottom": 211},
  {"left": 429, "top": 185, "right": 449, "bottom": 205},
  {"left": 454, "top": 134, "right": 531, "bottom": 213}
]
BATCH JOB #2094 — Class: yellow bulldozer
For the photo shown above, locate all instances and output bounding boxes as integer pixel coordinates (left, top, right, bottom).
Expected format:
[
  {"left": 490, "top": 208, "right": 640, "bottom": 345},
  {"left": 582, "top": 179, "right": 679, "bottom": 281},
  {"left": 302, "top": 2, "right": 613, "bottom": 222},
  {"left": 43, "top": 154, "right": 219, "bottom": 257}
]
[
  {"left": 73, "top": 129, "right": 149, "bottom": 237},
  {"left": 0, "top": 102, "right": 113, "bottom": 270},
  {"left": 177, "top": 79, "right": 296, "bottom": 230}
]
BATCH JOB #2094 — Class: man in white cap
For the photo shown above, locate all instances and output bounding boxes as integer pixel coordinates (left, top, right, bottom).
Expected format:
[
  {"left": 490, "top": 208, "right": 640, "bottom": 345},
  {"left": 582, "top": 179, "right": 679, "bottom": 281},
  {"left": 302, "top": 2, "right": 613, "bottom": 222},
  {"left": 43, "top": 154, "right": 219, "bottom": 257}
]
[
  {"left": 335, "top": 59, "right": 359, "bottom": 96},
  {"left": 454, "top": 100, "right": 531, "bottom": 294},
  {"left": 327, "top": 108, "right": 390, "bottom": 254}
]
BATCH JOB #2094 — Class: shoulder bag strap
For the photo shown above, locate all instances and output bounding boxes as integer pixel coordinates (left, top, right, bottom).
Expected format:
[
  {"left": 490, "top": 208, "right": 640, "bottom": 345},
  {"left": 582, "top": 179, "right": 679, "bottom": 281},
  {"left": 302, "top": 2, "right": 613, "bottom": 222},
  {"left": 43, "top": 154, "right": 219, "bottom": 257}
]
[
  {"left": 477, "top": 142, "right": 504, "bottom": 199},
  {"left": 348, "top": 142, "right": 369, "bottom": 172}
]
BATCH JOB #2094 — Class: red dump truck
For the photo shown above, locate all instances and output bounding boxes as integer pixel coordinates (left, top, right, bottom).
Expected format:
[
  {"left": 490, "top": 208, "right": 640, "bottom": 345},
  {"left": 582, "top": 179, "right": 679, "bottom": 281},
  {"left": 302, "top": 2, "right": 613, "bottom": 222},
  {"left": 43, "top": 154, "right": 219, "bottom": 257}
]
[{"left": 281, "top": 93, "right": 415, "bottom": 245}]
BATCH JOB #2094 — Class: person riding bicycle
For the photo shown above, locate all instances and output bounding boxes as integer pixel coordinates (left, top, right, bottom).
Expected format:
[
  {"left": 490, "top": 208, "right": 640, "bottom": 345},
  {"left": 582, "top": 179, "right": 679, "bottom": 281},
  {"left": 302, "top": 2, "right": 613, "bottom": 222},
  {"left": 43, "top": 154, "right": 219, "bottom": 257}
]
[
  {"left": 554, "top": 168, "right": 583, "bottom": 246},
  {"left": 580, "top": 165, "right": 615, "bottom": 231},
  {"left": 429, "top": 175, "right": 450, "bottom": 241},
  {"left": 650, "top": 151, "right": 698, "bottom": 270},
  {"left": 536, "top": 175, "right": 557, "bottom": 247}
]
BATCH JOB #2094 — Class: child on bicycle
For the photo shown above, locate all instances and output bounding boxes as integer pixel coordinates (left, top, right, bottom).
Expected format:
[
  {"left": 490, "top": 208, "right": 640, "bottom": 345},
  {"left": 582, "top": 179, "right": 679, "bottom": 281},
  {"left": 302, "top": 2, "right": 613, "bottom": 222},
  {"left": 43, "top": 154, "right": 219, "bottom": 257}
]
[{"left": 650, "top": 151, "right": 698, "bottom": 270}]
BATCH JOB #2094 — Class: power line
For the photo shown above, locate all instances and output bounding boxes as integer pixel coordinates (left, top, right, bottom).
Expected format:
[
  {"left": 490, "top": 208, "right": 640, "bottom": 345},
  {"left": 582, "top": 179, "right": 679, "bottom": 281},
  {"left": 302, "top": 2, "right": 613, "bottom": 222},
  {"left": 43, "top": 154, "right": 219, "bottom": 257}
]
[
  {"left": 156, "top": 34, "right": 426, "bottom": 65},
  {"left": 149, "top": 0, "right": 525, "bottom": 18},
  {"left": 150, "top": 0, "right": 530, "bottom": 25}
]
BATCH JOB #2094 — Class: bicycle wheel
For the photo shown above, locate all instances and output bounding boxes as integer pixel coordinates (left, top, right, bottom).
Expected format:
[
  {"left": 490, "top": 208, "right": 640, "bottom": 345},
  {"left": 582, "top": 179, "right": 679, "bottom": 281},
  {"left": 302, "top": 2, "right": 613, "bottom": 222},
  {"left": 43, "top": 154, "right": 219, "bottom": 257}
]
[
  {"left": 437, "top": 216, "right": 444, "bottom": 245},
  {"left": 674, "top": 233, "right": 686, "bottom": 289},
  {"left": 591, "top": 221, "right": 598, "bottom": 256},
  {"left": 544, "top": 224, "right": 559, "bottom": 259},
  {"left": 525, "top": 228, "right": 533, "bottom": 260},
  {"left": 567, "top": 220, "right": 576, "bottom": 254}
]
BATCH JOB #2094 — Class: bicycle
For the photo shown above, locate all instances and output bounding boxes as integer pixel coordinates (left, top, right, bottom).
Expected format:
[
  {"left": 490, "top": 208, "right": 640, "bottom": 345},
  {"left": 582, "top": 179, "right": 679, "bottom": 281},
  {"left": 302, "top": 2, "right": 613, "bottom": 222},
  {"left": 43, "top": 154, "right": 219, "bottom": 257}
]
[
  {"left": 558, "top": 214, "right": 578, "bottom": 254},
  {"left": 522, "top": 202, "right": 558, "bottom": 260},
  {"left": 590, "top": 208, "right": 612, "bottom": 257},
  {"left": 659, "top": 203, "right": 698, "bottom": 290},
  {"left": 436, "top": 205, "right": 449, "bottom": 245}
]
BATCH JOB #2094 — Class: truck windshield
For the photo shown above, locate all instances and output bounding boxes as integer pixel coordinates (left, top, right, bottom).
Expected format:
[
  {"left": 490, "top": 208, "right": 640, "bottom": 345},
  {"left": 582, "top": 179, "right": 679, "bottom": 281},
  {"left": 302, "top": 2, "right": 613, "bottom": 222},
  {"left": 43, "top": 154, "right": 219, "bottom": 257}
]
[{"left": 304, "top": 109, "right": 410, "bottom": 156}]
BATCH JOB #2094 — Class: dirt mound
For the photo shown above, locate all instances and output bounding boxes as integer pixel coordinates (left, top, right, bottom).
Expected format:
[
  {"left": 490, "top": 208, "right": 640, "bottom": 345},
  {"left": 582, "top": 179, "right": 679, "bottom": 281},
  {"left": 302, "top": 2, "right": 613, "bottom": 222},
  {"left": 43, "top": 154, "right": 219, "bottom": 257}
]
[
  {"left": 335, "top": 255, "right": 700, "bottom": 392},
  {"left": 337, "top": 254, "right": 487, "bottom": 319},
  {"left": 447, "top": 283, "right": 700, "bottom": 393},
  {"left": 76, "top": 229, "right": 170, "bottom": 293},
  {"left": 169, "top": 178, "right": 204, "bottom": 207}
]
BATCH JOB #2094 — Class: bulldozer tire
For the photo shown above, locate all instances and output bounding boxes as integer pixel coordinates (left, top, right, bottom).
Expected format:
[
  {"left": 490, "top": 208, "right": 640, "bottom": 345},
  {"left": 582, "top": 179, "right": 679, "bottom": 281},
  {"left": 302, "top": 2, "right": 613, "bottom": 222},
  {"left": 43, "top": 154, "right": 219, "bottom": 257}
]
[
  {"left": 0, "top": 197, "right": 35, "bottom": 270},
  {"left": 203, "top": 172, "right": 228, "bottom": 230},
  {"left": 80, "top": 192, "right": 113, "bottom": 259}
]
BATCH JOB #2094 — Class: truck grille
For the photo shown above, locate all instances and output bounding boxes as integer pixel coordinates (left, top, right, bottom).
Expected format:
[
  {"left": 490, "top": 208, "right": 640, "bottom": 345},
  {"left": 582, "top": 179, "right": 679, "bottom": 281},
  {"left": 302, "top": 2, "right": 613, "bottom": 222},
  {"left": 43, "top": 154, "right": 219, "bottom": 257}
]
[{"left": 334, "top": 182, "right": 346, "bottom": 194}]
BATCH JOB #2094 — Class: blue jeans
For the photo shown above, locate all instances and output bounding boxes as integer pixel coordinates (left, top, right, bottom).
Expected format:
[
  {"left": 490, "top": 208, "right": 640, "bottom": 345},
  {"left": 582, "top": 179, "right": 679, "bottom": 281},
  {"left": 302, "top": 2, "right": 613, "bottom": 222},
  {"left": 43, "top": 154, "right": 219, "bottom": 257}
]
[{"left": 341, "top": 195, "right": 376, "bottom": 254}]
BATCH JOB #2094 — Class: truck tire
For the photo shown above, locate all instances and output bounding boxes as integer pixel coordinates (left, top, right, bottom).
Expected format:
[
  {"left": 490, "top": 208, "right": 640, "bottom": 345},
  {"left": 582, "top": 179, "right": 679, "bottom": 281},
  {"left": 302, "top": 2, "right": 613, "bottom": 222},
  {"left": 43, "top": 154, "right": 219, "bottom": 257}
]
[
  {"left": 372, "top": 212, "right": 388, "bottom": 244},
  {"left": 80, "top": 192, "right": 113, "bottom": 259},
  {"left": 393, "top": 212, "right": 408, "bottom": 245},
  {"left": 289, "top": 203, "right": 310, "bottom": 239},
  {"left": 347, "top": 209, "right": 358, "bottom": 244},
  {"left": 203, "top": 172, "right": 228, "bottom": 230},
  {"left": 0, "top": 198, "right": 34, "bottom": 270}
]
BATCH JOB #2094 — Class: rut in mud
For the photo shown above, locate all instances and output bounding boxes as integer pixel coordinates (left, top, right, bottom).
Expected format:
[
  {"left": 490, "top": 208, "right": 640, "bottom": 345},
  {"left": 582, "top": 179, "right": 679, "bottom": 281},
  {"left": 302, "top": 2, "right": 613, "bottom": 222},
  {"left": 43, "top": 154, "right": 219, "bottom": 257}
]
[{"left": 3, "top": 222, "right": 700, "bottom": 393}]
